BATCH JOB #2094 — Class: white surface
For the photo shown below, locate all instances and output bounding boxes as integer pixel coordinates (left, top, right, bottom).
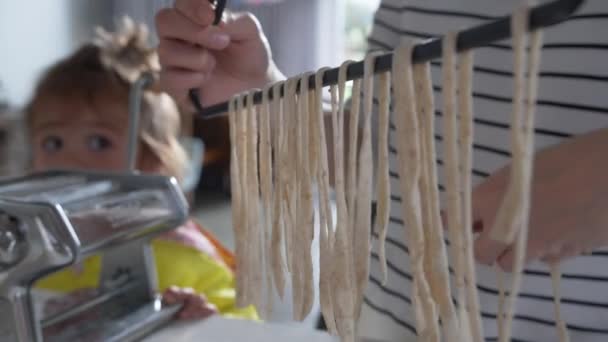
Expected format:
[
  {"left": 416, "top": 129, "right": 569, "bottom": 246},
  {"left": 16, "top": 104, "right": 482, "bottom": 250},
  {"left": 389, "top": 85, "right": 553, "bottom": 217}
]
[{"left": 143, "top": 316, "right": 338, "bottom": 342}]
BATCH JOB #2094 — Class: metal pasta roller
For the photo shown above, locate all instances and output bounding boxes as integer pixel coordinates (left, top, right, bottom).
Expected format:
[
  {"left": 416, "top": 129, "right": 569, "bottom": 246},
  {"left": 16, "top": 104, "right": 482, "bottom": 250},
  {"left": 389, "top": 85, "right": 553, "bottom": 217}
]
[{"left": 0, "top": 170, "right": 188, "bottom": 342}]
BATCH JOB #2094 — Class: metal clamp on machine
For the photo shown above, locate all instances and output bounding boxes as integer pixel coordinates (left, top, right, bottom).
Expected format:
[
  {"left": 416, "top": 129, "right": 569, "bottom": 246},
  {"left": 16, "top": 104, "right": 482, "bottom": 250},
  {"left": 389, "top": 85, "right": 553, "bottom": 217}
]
[{"left": 0, "top": 170, "right": 188, "bottom": 342}]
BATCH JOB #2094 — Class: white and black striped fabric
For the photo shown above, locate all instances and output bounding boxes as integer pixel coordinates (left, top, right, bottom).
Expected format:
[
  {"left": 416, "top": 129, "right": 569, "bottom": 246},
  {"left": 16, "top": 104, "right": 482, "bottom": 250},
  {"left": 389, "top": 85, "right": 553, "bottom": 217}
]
[{"left": 357, "top": 1, "right": 608, "bottom": 341}]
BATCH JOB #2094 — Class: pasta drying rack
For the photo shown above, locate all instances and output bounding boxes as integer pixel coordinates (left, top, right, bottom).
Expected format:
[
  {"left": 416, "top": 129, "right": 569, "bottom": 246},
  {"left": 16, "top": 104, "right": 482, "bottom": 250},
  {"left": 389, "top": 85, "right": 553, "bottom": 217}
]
[
  {"left": 126, "top": 0, "right": 587, "bottom": 172},
  {"left": 0, "top": 171, "right": 188, "bottom": 342},
  {"left": 176, "top": 0, "right": 586, "bottom": 119}
]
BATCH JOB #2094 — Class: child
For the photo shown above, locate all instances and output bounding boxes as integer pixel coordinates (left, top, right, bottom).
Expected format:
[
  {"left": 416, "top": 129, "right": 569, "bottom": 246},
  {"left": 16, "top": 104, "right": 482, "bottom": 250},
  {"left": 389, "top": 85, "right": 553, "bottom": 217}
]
[{"left": 26, "top": 17, "right": 257, "bottom": 322}]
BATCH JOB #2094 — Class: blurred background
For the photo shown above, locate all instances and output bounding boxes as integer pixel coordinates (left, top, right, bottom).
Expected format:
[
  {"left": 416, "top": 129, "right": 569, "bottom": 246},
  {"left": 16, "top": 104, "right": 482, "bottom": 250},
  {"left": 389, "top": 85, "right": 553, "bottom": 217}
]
[{"left": 0, "top": 0, "right": 379, "bottom": 273}]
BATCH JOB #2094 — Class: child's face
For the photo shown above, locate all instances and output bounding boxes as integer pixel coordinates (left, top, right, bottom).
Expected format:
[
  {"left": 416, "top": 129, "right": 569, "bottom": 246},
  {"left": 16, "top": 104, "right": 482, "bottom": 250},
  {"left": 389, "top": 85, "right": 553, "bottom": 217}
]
[{"left": 29, "top": 94, "right": 130, "bottom": 172}]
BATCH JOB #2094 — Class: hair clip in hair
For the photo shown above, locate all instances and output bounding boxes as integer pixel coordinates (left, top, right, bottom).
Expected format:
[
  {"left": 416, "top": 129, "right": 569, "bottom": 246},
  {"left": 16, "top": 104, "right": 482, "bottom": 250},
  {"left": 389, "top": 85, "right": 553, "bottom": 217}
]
[{"left": 94, "top": 16, "right": 160, "bottom": 84}]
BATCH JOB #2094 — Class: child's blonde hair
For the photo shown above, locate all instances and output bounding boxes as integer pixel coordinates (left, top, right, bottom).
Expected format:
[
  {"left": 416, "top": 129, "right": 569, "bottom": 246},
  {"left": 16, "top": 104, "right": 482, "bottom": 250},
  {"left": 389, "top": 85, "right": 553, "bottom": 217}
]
[{"left": 26, "top": 17, "right": 187, "bottom": 181}]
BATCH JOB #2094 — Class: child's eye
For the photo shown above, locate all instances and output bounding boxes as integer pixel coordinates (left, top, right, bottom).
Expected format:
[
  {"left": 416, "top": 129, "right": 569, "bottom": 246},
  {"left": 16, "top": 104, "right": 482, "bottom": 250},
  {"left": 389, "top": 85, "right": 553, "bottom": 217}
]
[
  {"left": 86, "top": 135, "right": 113, "bottom": 152},
  {"left": 41, "top": 136, "right": 63, "bottom": 153}
]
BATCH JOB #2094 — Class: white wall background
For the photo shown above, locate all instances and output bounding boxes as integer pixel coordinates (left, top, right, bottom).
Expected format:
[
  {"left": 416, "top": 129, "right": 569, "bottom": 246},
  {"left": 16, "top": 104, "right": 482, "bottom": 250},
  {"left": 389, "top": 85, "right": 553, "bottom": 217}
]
[
  {"left": 0, "top": 1, "right": 111, "bottom": 107},
  {"left": 0, "top": 1, "right": 71, "bottom": 107}
]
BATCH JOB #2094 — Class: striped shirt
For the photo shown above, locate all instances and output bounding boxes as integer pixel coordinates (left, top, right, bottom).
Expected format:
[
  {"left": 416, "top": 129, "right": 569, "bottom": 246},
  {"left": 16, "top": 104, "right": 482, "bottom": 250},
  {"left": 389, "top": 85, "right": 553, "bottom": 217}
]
[{"left": 358, "top": 0, "right": 608, "bottom": 341}]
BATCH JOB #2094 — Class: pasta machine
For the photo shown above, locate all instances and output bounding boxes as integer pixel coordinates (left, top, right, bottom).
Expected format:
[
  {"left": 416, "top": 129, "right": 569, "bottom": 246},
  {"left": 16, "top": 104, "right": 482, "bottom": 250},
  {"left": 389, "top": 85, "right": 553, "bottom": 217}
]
[{"left": 0, "top": 170, "right": 188, "bottom": 342}]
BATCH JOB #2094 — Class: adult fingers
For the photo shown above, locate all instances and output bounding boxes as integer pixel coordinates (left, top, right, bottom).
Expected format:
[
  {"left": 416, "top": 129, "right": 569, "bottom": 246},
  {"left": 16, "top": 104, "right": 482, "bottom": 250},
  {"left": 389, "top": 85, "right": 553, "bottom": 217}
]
[
  {"left": 156, "top": 8, "right": 230, "bottom": 49},
  {"left": 540, "top": 242, "right": 581, "bottom": 266},
  {"left": 496, "top": 235, "right": 546, "bottom": 272},
  {"left": 158, "top": 38, "right": 217, "bottom": 73},
  {"left": 471, "top": 167, "right": 510, "bottom": 265},
  {"left": 159, "top": 68, "right": 210, "bottom": 104},
  {"left": 474, "top": 230, "right": 510, "bottom": 266}
]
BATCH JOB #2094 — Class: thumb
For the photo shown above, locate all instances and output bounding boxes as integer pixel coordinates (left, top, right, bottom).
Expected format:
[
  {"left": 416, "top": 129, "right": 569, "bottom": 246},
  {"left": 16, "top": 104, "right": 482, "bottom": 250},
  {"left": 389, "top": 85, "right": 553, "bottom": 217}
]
[
  {"left": 474, "top": 227, "right": 510, "bottom": 266},
  {"left": 472, "top": 172, "right": 509, "bottom": 265}
]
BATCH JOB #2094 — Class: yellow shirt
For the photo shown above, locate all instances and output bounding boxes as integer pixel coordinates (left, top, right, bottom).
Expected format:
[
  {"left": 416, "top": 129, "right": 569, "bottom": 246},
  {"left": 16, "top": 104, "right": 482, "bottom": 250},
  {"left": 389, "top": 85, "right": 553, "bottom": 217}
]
[{"left": 35, "top": 238, "right": 258, "bottom": 320}]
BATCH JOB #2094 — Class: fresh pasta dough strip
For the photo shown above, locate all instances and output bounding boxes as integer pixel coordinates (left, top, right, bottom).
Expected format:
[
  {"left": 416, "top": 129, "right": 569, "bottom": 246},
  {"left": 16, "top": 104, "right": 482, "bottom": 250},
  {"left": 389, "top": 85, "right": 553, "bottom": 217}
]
[
  {"left": 287, "top": 76, "right": 304, "bottom": 319},
  {"left": 409, "top": 276, "right": 428, "bottom": 340},
  {"left": 308, "top": 84, "right": 319, "bottom": 192},
  {"left": 353, "top": 51, "right": 383, "bottom": 319},
  {"left": 314, "top": 68, "right": 339, "bottom": 335},
  {"left": 270, "top": 81, "right": 287, "bottom": 300},
  {"left": 228, "top": 94, "right": 245, "bottom": 307},
  {"left": 259, "top": 85, "right": 274, "bottom": 317},
  {"left": 412, "top": 62, "right": 441, "bottom": 341},
  {"left": 441, "top": 34, "right": 466, "bottom": 337},
  {"left": 345, "top": 77, "right": 361, "bottom": 322},
  {"left": 374, "top": 68, "right": 392, "bottom": 285},
  {"left": 408, "top": 45, "right": 458, "bottom": 338},
  {"left": 494, "top": 5, "right": 530, "bottom": 333},
  {"left": 331, "top": 62, "right": 357, "bottom": 341},
  {"left": 246, "top": 91, "right": 264, "bottom": 311},
  {"left": 346, "top": 78, "right": 362, "bottom": 246},
  {"left": 490, "top": 3, "right": 543, "bottom": 245},
  {"left": 550, "top": 265, "right": 570, "bottom": 342},
  {"left": 392, "top": 43, "right": 440, "bottom": 341},
  {"left": 496, "top": 267, "right": 506, "bottom": 339},
  {"left": 235, "top": 93, "right": 250, "bottom": 307},
  {"left": 412, "top": 64, "right": 432, "bottom": 277},
  {"left": 498, "top": 6, "right": 544, "bottom": 342},
  {"left": 297, "top": 72, "right": 316, "bottom": 320},
  {"left": 457, "top": 49, "right": 485, "bottom": 342},
  {"left": 282, "top": 78, "right": 298, "bottom": 275}
]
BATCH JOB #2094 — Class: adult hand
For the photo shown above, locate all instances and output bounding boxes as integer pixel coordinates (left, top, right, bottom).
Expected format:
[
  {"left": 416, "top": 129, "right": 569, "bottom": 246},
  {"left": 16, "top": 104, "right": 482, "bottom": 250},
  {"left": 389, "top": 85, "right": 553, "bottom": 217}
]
[
  {"left": 155, "top": 0, "right": 284, "bottom": 109},
  {"left": 473, "top": 128, "right": 608, "bottom": 271}
]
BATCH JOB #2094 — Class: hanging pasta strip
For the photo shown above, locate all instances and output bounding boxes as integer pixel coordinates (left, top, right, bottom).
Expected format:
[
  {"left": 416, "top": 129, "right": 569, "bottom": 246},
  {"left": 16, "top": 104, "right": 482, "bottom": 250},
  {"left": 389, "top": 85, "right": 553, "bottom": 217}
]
[
  {"left": 353, "top": 51, "right": 383, "bottom": 319},
  {"left": 345, "top": 76, "right": 362, "bottom": 324},
  {"left": 496, "top": 266, "right": 506, "bottom": 338},
  {"left": 259, "top": 85, "right": 274, "bottom": 318},
  {"left": 246, "top": 90, "right": 264, "bottom": 311},
  {"left": 308, "top": 84, "right": 319, "bottom": 192},
  {"left": 288, "top": 75, "right": 305, "bottom": 320},
  {"left": 314, "top": 67, "right": 339, "bottom": 335},
  {"left": 441, "top": 34, "right": 467, "bottom": 339},
  {"left": 492, "top": 4, "right": 529, "bottom": 331},
  {"left": 228, "top": 94, "right": 244, "bottom": 307},
  {"left": 550, "top": 264, "right": 570, "bottom": 342},
  {"left": 329, "top": 62, "right": 357, "bottom": 342},
  {"left": 498, "top": 6, "right": 544, "bottom": 342},
  {"left": 270, "top": 81, "right": 287, "bottom": 300},
  {"left": 374, "top": 66, "right": 392, "bottom": 286},
  {"left": 392, "top": 43, "right": 440, "bottom": 342},
  {"left": 235, "top": 92, "right": 250, "bottom": 307},
  {"left": 413, "top": 63, "right": 435, "bottom": 312},
  {"left": 282, "top": 78, "right": 298, "bottom": 275},
  {"left": 411, "top": 48, "right": 459, "bottom": 340},
  {"left": 490, "top": 2, "right": 543, "bottom": 245},
  {"left": 412, "top": 62, "right": 441, "bottom": 341},
  {"left": 457, "top": 48, "right": 485, "bottom": 342},
  {"left": 297, "top": 73, "right": 316, "bottom": 320},
  {"left": 346, "top": 77, "right": 362, "bottom": 247},
  {"left": 307, "top": 83, "right": 323, "bottom": 320}
]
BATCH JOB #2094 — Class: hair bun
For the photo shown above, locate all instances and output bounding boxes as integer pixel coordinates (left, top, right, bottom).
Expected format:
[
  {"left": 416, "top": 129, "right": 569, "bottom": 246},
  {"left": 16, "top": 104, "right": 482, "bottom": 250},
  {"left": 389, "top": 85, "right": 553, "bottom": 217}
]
[{"left": 94, "top": 16, "right": 160, "bottom": 83}]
